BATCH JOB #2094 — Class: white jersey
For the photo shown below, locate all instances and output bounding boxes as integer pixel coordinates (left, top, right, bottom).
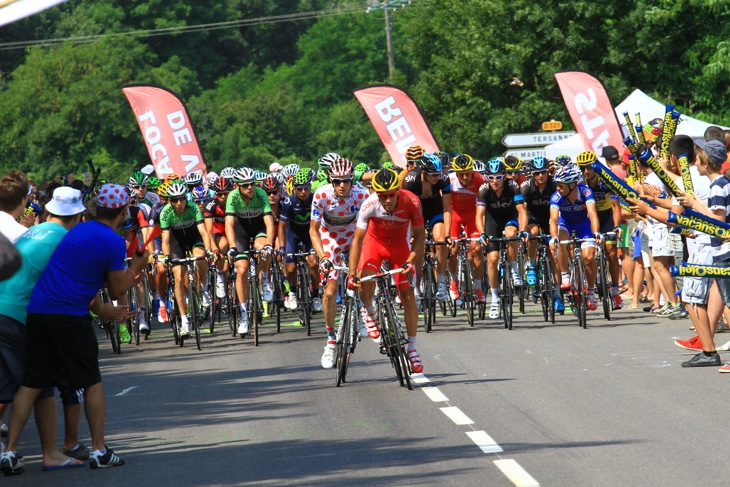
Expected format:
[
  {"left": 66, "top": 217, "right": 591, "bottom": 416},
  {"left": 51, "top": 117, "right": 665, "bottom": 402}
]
[{"left": 311, "top": 184, "right": 368, "bottom": 235}]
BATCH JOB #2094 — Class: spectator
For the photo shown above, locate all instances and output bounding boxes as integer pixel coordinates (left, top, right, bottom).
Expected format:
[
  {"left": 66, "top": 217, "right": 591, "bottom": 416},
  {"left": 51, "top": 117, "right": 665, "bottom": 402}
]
[
  {"left": 0, "top": 233, "right": 20, "bottom": 281},
  {"left": 1, "top": 184, "right": 147, "bottom": 474},
  {"left": 0, "top": 170, "right": 31, "bottom": 243}
]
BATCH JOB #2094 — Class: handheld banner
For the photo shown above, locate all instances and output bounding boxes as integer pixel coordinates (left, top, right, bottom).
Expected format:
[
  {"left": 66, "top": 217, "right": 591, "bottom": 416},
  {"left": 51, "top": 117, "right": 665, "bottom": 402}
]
[
  {"left": 670, "top": 264, "right": 730, "bottom": 279},
  {"left": 623, "top": 137, "right": 643, "bottom": 184},
  {"left": 591, "top": 162, "right": 655, "bottom": 209},
  {"left": 623, "top": 112, "right": 638, "bottom": 144},
  {"left": 353, "top": 85, "right": 439, "bottom": 165},
  {"left": 666, "top": 209, "right": 730, "bottom": 239},
  {"left": 554, "top": 71, "right": 624, "bottom": 154},
  {"left": 636, "top": 146, "right": 682, "bottom": 197},
  {"left": 677, "top": 153, "right": 694, "bottom": 195},
  {"left": 670, "top": 226, "right": 693, "bottom": 237},
  {"left": 123, "top": 84, "right": 207, "bottom": 178},
  {"left": 659, "top": 106, "right": 681, "bottom": 161}
]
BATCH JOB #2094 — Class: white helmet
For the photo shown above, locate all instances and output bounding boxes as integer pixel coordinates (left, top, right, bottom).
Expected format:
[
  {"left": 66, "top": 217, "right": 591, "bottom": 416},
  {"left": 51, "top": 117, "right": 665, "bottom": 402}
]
[
  {"left": 184, "top": 170, "right": 204, "bottom": 186},
  {"left": 220, "top": 167, "right": 236, "bottom": 179},
  {"left": 234, "top": 167, "right": 257, "bottom": 184}
]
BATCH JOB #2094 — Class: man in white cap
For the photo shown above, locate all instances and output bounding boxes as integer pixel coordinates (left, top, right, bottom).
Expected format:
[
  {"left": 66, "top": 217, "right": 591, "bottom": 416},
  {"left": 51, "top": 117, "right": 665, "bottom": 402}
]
[
  {"left": 0, "top": 187, "right": 95, "bottom": 472},
  {"left": 1, "top": 184, "right": 146, "bottom": 474}
]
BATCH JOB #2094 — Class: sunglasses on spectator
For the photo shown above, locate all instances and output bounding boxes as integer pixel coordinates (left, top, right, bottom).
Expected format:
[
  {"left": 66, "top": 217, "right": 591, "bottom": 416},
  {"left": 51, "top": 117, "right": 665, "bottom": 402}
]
[
  {"left": 170, "top": 197, "right": 186, "bottom": 203},
  {"left": 487, "top": 175, "right": 505, "bottom": 181},
  {"left": 239, "top": 182, "right": 254, "bottom": 188},
  {"left": 332, "top": 178, "right": 353, "bottom": 185},
  {"left": 295, "top": 185, "right": 311, "bottom": 191},
  {"left": 377, "top": 190, "right": 399, "bottom": 199}
]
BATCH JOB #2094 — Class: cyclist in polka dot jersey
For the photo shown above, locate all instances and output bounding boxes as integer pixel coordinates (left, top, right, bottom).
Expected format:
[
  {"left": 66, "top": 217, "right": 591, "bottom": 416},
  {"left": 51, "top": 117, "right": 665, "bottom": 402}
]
[{"left": 310, "top": 158, "right": 368, "bottom": 368}]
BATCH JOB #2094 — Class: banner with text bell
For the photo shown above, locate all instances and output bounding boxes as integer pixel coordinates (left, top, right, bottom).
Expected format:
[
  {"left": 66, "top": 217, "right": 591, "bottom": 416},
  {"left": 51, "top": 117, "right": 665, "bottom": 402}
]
[{"left": 501, "top": 131, "right": 576, "bottom": 148}]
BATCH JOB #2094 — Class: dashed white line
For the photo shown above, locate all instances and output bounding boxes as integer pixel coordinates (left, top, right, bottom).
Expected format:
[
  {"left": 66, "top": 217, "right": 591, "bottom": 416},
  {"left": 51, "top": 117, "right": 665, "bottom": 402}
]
[
  {"left": 116, "top": 386, "right": 138, "bottom": 396},
  {"left": 440, "top": 406, "right": 474, "bottom": 425},
  {"left": 494, "top": 459, "right": 540, "bottom": 487},
  {"left": 411, "top": 372, "right": 430, "bottom": 384},
  {"left": 466, "top": 430, "right": 503, "bottom": 454},
  {"left": 423, "top": 386, "right": 449, "bottom": 402}
]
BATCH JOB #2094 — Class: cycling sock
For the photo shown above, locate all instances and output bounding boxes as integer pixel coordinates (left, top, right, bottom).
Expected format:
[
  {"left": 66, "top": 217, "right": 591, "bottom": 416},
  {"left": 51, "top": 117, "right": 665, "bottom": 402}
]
[
  {"left": 473, "top": 279, "right": 482, "bottom": 291},
  {"left": 414, "top": 286, "right": 422, "bottom": 297},
  {"left": 437, "top": 273, "right": 446, "bottom": 283},
  {"left": 216, "top": 271, "right": 225, "bottom": 284},
  {"left": 511, "top": 261, "right": 519, "bottom": 275},
  {"left": 262, "top": 271, "right": 269, "bottom": 282},
  {"left": 181, "top": 315, "right": 189, "bottom": 325},
  {"left": 561, "top": 272, "right": 570, "bottom": 282},
  {"left": 365, "top": 305, "right": 376, "bottom": 317},
  {"left": 240, "top": 302, "right": 248, "bottom": 314},
  {"left": 529, "top": 258, "right": 536, "bottom": 267},
  {"left": 490, "top": 288, "right": 499, "bottom": 300},
  {"left": 408, "top": 336, "right": 417, "bottom": 350}
]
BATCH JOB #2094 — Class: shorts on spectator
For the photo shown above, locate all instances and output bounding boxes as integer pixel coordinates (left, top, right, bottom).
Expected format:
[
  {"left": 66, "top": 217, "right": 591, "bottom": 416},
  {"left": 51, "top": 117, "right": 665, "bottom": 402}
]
[
  {"left": 649, "top": 225, "right": 673, "bottom": 258},
  {"left": 715, "top": 258, "right": 730, "bottom": 306},
  {"left": 682, "top": 245, "right": 713, "bottom": 305},
  {"left": 0, "top": 315, "right": 54, "bottom": 403}
]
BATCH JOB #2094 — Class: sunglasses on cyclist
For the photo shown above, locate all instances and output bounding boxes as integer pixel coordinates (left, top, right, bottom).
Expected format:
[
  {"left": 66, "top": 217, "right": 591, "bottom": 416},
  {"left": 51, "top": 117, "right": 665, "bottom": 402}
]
[
  {"left": 265, "top": 191, "right": 278, "bottom": 196},
  {"left": 377, "top": 190, "right": 399, "bottom": 199},
  {"left": 131, "top": 184, "right": 147, "bottom": 190},
  {"left": 194, "top": 198, "right": 210, "bottom": 204},
  {"left": 170, "top": 197, "right": 186, "bottom": 203},
  {"left": 294, "top": 185, "right": 311, "bottom": 191},
  {"left": 487, "top": 175, "right": 505, "bottom": 181},
  {"left": 506, "top": 171, "right": 519, "bottom": 175},
  {"left": 331, "top": 178, "right": 353, "bottom": 186},
  {"left": 532, "top": 170, "right": 548, "bottom": 176},
  {"left": 239, "top": 182, "right": 254, "bottom": 188}
]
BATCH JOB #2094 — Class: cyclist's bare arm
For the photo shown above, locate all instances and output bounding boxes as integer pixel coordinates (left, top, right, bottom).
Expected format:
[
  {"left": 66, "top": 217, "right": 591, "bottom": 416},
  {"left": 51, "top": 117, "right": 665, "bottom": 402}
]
[
  {"left": 409, "top": 223, "right": 426, "bottom": 265},
  {"left": 587, "top": 202, "right": 600, "bottom": 235},
  {"left": 517, "top": 203, "right": 528, "bottom": 232},
  {"left": 204, "top": 218, "right": 218, "bottom": 252},
  {"left": 196, "top": 221, "right": 213, "bottom": 251},
  {"left": 263, "top": 214, "right": 275, "bottom": 247},
  {"left": 442, "top": 194, "right": 452, "bottom": 236},
  {"left": 309, "top": 220, "right": 325, "bottom": 259},
  {"left": 549, "top": 207, "right": 560, "bottom": 239},
  {"left": 225, "top": 215, "right": 236, "bottom": 252},
  {"left": 475, "top": 206, "right": 486, "bottom": 235},
  {"left": 161, "top": 229, "right": 171, "bottom": 257},
  {"left": 277, "top": 220, "right": 287, "bottom": 250},
  {"left": 348, "top": 227, "right": 367, "bottom": 276}
]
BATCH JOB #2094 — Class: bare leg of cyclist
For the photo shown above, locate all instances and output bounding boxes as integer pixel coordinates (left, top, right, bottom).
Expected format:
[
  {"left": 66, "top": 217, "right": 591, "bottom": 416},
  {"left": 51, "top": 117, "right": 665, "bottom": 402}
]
[
  {"left": 172, "top": 265, "right": 189, "bottom": 335},
  {"left": 486, "top": 250, "right": 500, "bottom": 319},
  {"left": 399, "top": 286, "right": 424, "bottom": 373},
  {"left": 320, "top": 277, "right": 339, "bottom": 368},
  {"left": 469, "top": 240, "right": 484, "bottom": 301},
  {"left": 234, "top": 258, "right": 250, "bottom": 334},
  {"left": 505, "top": 226, "right": 520, "bottom": 286}
]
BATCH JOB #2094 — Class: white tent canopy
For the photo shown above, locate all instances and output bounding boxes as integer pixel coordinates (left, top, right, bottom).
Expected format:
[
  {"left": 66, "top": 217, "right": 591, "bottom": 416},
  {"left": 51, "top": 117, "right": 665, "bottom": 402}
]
[
  {"left": 0, "top": 0, "right": 69, "bottom": 27},
  {"left": 545, "top": 89, "right": 727, "bottom": 162}
]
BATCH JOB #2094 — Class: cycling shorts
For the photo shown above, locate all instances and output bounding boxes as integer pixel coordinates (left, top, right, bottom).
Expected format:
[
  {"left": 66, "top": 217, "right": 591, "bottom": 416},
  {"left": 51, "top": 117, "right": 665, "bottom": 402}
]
[
  {"left": 527, "top": 211, "right": 550, "bottom": 235},
  {"left": 285, "top": 231, "right": 313, "bottom": 264},
  {"left": 358, "top": 236, "right": 412, "bottom": 290},
  {"left": 484, "top": 218, "right": 519, "bottom": 253},
  {"left": 422, "top": 198, "right": 445, "bottom": 229},
  {"left": 451, "top": 210, "right": 480, "bottom": 239},
  {"left": 169, "top": 236, "right": 204, "bottom": 264},
  {"left": 557, "top": 218, "right": 595, "bottom": 249},
  {"left": 232, "top": 223, "right": 267, "bottom": 262},
  {"left": 320, "top": 229, "right": 355, "bottom": 283}
]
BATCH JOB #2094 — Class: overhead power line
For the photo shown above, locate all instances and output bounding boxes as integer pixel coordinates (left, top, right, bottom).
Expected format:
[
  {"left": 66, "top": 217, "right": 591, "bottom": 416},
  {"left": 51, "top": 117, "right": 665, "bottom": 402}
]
[{"left": 0, "top": 2, "right": 423, "bottom": 51}]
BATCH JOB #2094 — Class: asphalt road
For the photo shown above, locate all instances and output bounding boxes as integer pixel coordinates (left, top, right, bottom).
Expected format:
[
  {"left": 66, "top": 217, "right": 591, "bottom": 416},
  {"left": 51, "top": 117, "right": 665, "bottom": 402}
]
[{"left": 9, "top": 297, "right": 730, "bottom": 487}]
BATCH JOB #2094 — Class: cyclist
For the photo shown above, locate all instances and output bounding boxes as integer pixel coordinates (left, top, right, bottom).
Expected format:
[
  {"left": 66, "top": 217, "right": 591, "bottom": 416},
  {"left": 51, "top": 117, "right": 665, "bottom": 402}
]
[
  {"left": 549, "top": 163, "right": 601, "bottom": 311},
  {"left": 347, "top": 167, "right": 426, "bottom": 373},
  {"left": 225, "top": 167, "right": 276, "bottom": 336},
  {"left": 520, "top": 156, "right": 562, "bottom": 307},
  {"left": 126, "top": 187, "right": 153, "bottom": 335},
  {"left": 504, "top": 156, "right": 527, "bottom": 186},
  {"left": 448, "top": 153, "right": 486, "bottom": 302},
  {"left": 399, "top": 144, "right": 425, "bottom": 181},
  {"left": 160, "top": 182, "right": 214, "bottom": 337},
  {"left": 261, "top": 173, "right": 285, "bottom": 317},
  {"left": 204, "top": 177, "right": 233, "bottom": 298},
  {"left": 476, "top": 157, "right": 529, "bottom": 319},
  {"left": 278, "top": 168, "right": 322, "bottom": 312},
  {"left": 310, "top": 158, "right": 368, "bottom": 369},
  {"left": 401, "top": 152, "right": 452, "bottom": 301},
  {"left": 575, "top": 150, "right": 623, "bottom": 309},
  {"left": 129, "top": 170, "right": 161, "bottom": 207},
  {"left": 147, "top": 180, "right": 173, "bottom": 322},
  {"left": 192, "top": 185, "right": 211, "bottom": 212},
  {"left": 311, "top": 152, "right": 340, "bottom": 192}
]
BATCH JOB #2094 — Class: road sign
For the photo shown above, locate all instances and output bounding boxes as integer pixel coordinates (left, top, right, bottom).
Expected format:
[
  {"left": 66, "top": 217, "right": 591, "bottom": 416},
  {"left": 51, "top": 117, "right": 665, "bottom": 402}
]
[
  {"left": 503, "top": 148, "right": 546, "bottom": 160},
  {"left": 542, "top": 120, "right": 563, "bottom": 131},
  {"left": 501, "top": 131, "right": 575, "bottom": 148}
]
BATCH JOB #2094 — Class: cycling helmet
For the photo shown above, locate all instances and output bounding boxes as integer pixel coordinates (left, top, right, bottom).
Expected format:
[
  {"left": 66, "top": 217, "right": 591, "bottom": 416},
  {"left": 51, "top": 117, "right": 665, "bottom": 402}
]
[
  {"left": 166, "top": 182, "right": 188, "bottom": 198},
  {"left": 487, "top": 157, "right": 506, "bottom": 175},
  {"left": 329, "top": 158, "right": 354, "bottom": 178},
  {"left": 576, "top": 150, "right": 598, "bottom": 167},
  {"left": 165, "top": 173, "right": 182, "bottom": 182},
  {"left": 293, "top": 167, "right": 313, "bottom": 186},
  {"left": 504, "top": 155, "right": 523, "bottom": 171},
  {"left": 220, "top": 167, "right": 236, "bottom": 179},
  {"left": 233, "top": 167, "right": 256, "bottom": 184},
  {"left": 192, "top": 185, "right": 209, "bottom": 201},
  {"left": 269, "top": 162, "right": 283, "bottom": 173},
  {"left": 371, "top": 167, "right": 400, "bottom": 192},
  {"left": 282, "top": 164, "right": 300, "bottom": 178},
  {"left": 553, "top": 163, "right": 582, "bottom": 185},
  {"left": 405, "top": 144, "right": 425, "bottom": 162},
  {"left": 128, "top": 187, "right": 140, "bottom": 200},
  {"left": 213, "top": 177, "right": 234, "bottom": 193},
  {"left": 474, "top": 159, "right": 487, "bottom": 174},
  {"left": 254, "top": 170, "right": 267, "bottom": 183},
  {"left": 420, "top": 153, "right": 443, "bottom": 174},
  {"left": 436, "top": 151, "right": 451, "bottom": 168},
  {"left": 318, "top": 152, "right": 340, "bottom": 170},
  {"left": 129, "top": 170, "right": 149, "bottom": 187},
  {"left": 382, "top": 161, "right": 395, "bottom": 169},
  {"left": 555, "top": 154, "right": 572, "bottom": 167},
  {"left": 532, "top": 156, "right": 548, "bottom": 171},
  {"left": 147, "top": 176, "right": 161, "bottom": 190},
  {"left": 261, "top": 174, "right": 282, "bottom": 192},
  {"left": 354, "top": 162, "right": 370, "bottom": 174},
  {"left": 184, "top": 170, "right": 204, "bottom": 186},
  {"left": 206, "top": 171, "right": 218, "bottom": 185},
  {"left": 308, "top": 168, "right": 317, "bottom": 181},
  {"left": 157, "top": 181, "right": 172, "bottom": 198},
  {"left": 451, "top": 154, "right": 475, "bottom": 172}
]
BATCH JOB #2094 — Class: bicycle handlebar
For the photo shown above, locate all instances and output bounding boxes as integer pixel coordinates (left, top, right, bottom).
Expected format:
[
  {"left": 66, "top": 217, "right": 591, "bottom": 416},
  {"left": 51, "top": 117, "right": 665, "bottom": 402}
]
[{"left": 359, "top": 268, "right": 405, "bottom": 282}]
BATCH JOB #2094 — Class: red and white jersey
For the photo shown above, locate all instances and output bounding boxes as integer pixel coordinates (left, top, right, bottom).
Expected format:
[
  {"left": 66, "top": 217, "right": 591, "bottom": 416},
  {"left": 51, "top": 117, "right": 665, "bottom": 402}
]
[
  {"left": 356, "top": 189, "right": 424, "bottom": 244},
  {"left": 448, "top": 172, "right": 485, "bottom": 214},
  {"left": 312, "top": 184, "right": 368, "bottom": 234}
]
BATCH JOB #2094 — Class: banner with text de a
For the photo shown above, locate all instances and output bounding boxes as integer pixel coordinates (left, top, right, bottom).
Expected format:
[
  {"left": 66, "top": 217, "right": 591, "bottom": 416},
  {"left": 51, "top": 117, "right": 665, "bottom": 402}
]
[
  {"left": 354, "top": 85, "right": 439, "bottom": 165},
  {"left": 122, "top": 84, "right": 206, "bottom": 178}
]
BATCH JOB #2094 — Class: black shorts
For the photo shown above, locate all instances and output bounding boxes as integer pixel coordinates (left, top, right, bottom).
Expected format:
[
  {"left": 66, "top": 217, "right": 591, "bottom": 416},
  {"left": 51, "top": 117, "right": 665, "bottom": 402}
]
[
  {"left": 483, "top": 213, "right": 519, "bottom": 253},
  {"left": 527, "top": 211, "right": 550, "bottom": 235},
  {"left": 170, "top": 236, "right": 204, "bottom": 263},
  {"left": 232, "top": 222, "right": 267, "bottom": 261},
  {"left": 24, "top": 313, "right": 101, "bottom": 391}
]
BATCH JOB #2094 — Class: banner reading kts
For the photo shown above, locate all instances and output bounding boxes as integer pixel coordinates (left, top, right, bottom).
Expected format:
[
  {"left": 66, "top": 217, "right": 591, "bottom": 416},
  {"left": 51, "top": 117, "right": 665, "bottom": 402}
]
[
  {"left": 122, "top": 84, "right": 207, "bottom": 178},
  {"left": 354, "top": 85, "right": 439, "bottom": 165}
]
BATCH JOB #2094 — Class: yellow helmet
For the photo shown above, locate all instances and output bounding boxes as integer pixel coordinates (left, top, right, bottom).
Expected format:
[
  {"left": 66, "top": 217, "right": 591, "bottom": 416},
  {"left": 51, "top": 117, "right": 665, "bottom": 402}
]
[
  {"left": 371, "top": 167, "right": 400, "bottom": 192},
  {"left": 576, "top": 151, "right": 598, "bottom": 167},
  {"left": 451, "top": 154, "right": 475, "bottom": 172},
  {"left": 504, "top": 155, "right": 523, "bottom": 171}
]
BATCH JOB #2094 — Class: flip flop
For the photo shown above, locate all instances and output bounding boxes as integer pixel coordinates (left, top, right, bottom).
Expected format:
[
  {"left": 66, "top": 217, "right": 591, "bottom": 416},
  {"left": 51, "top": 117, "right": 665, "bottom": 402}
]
[{"left": 41, "top": 458, "right": 84, "bottom": 471}]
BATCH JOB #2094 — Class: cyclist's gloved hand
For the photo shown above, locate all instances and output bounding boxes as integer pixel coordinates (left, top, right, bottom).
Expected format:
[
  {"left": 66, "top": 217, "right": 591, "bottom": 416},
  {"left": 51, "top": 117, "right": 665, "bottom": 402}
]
[
  {"left": 519, "top": 231, "right": 530, "bottom": 240},
  {"left": 445, "top": 236, "right": 453, "bottom": 245},
  {"left": 594, "top": 232, "right": 603, "bottom": 244},
  {"left": 346, "top": 274, "right": 360, "bottom": 290},
  {"left": 550, "top": 237, "right": 560, "bottom": 249},
  {"left": 262, "top": 244, "right": 274, "bottom": 254},
  {"left": 228, "top": 248, "right": 238, "bottom": 261},
  {"left": 614, "top": 226, "right": 622, "bottom": 239},
  {"left": 318, "top": 258, "right": 333, "bottom": 275},
  {"left": 401, "top": 262, "right": 415, "bottom": 275},
  {"left": 479, "top": 233, "right": 489, "bottom": 245}
]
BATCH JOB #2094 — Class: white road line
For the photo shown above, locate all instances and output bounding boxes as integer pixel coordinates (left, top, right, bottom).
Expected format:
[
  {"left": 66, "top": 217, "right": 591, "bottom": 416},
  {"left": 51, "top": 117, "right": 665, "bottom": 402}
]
[
  {"left": 422, "top": 386, "right": 449, "bottom": 402},
  {"left": 116, "top": 386, "right": 138, "bottom": 396},
  {"left": 494, "top": 459, "right": 540, "bottom": 486},
  {"left": 411, "top": 372, "right": 430, "bottom": 384},
  {"left": 466, "top": 430, "right": 503, "bottom": 454},
  {"left": 440, "top": 406, "right": 474, "bottom": 425}
]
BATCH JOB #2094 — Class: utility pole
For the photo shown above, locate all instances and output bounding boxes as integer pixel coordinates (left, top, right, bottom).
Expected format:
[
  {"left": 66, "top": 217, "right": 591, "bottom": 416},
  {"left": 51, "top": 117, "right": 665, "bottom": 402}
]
[{"left": 367, "top": 0, "right": 411, "bottom": 79}]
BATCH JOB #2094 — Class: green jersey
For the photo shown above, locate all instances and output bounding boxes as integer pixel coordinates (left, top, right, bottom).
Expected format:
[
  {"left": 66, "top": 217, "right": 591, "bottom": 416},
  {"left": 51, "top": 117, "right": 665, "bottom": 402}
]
[
  {"left": 226, "top": 187, "right": 272, "bottom": 232},
  {"left": 159, "top": 202, "right": 204, "bottom": 242}
]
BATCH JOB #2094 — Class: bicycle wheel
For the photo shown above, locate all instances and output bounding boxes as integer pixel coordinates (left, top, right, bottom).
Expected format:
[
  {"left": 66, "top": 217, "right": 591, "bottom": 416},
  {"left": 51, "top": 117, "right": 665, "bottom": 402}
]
[
  {"left": 273, "top": 262, "right": 282, "bottom": 333},
  {"left": 250, "top": 273, "right": 259, "bottom": 345},
  {"left": 208, "top": 265, "right": 217, "bottom": 334},
  {"left": 140, "top": 273, "right": 152, "bottom": 337},
  {"left": 422, "top": 261, "right": 435, "bottom": 333},
  {"left": 336, "top": 297, "right": 354, "bottom": 387},
  {"left": 377, "top": 298, "right": 404, "bottom": 387},
  {"left": 128, "top": 288, "right": 140, "bottom": 346},
  {"left": 542, "top": 253, "right": 556, "bottom": 323},
  {"left": 537, "top": 256, "right": 549, "bottom": 322},
  {"left": 301, "top": 265, "right": 313, "bottom": 336},
  {"left": 462, "top": 260, "right": 475, "bottom": 327},
  {"left": 598, "top": 250, "right": 612, "bottom": 321},
  {"left": 517, "top": 247, "right": 526, "bottom": 315},
  {"left": 501, "top": 262, "right": 514, "bottom": 330},
  {"left": 574, "top": 257, "right": 587, "bottom": 329},
  {"left": 167, "top": 283, "right": 180, "bottom": 345},
  {"left": 190, "top": 290, "right": 202, "bottom": 351},
  {"left": 227, "top": 275, "right": 238, "bottom": 337},
  {"left": 388, "top": 302, "right": 413, "bottom": 390}
]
